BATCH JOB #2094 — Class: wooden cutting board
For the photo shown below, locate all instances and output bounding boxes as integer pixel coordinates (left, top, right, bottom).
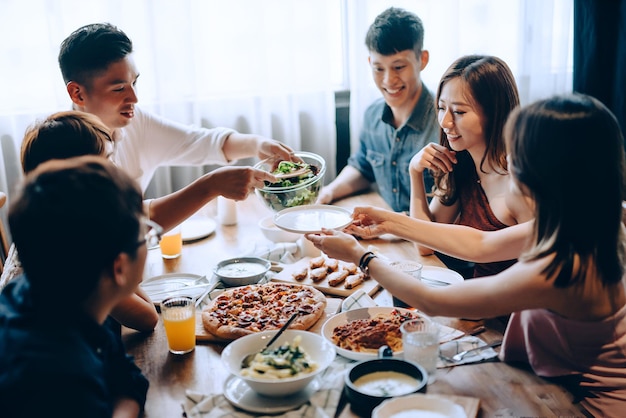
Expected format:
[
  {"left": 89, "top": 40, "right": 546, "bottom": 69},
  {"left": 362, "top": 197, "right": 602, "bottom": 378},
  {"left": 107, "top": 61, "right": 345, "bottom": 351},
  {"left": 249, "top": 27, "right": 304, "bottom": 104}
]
[
  {"left": 271, "top": 256, "right": 381, "bottom": 297},
  {"left": 195, "top": 296, "right": 342, "bottom": 342}
]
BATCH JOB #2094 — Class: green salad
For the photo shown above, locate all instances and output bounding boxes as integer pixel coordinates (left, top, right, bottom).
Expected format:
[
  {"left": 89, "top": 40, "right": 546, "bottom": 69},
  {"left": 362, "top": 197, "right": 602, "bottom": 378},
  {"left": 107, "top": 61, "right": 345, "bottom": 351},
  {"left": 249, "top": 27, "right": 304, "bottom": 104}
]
[{"left": 257, "top": 160, "right": 322, "bottom": 211}]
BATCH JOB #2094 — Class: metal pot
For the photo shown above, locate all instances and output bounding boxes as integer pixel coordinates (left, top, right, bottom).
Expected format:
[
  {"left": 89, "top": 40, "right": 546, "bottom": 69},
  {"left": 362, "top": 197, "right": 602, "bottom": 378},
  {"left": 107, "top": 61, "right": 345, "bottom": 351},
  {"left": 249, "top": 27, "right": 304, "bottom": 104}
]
[{"left": 344, "top": 346, "right": 428, "bottom": 417}]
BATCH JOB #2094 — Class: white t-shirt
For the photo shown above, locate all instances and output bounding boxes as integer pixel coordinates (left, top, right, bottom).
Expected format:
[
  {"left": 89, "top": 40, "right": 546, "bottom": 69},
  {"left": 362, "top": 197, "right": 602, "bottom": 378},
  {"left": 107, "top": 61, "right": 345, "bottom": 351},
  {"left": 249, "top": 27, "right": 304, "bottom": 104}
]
[{"left": 113, "top": 107, "right": 236, "bottom": 191}]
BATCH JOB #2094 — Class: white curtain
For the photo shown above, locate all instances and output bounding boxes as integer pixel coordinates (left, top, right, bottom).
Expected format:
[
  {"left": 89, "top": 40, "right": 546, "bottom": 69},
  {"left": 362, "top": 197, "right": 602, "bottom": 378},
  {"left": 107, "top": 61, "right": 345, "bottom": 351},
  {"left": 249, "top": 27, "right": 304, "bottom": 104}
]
[
  {"left": 0, "top": 0, "right": 573, "bottom": 201},
  {"left": 0, "top": 0, "right": 342, "bottom": 199}
]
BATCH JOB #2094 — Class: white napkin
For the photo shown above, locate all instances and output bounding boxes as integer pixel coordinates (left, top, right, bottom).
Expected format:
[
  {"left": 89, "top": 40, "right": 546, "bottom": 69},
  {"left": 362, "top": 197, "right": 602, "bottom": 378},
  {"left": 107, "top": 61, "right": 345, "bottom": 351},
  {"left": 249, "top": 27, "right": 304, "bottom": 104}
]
[
  {"left": 437, "top": 335, "right": 499, "bottom": 368},
  {"left": 247, "top": 242, "right": 301, "bottom": 264},
  {"left": 341, "top": 289, "right": 377, "bottom": 311},
  {"left": 340, "top": 290, "right": 464, "bottom": 345},
  {"left": 183, "top": 357, "right": 353, "bottom": 418}
]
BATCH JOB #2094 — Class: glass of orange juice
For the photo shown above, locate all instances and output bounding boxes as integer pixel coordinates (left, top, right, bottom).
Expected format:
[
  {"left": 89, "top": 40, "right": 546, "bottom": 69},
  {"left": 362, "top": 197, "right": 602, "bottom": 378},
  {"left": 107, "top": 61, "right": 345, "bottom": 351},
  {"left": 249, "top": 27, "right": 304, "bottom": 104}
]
[
  {"left": 161, "top": 296, "right": 196, "bottom": 354},
  {"left": 159, "top": 224, "right": 182, "bottom": 259}
]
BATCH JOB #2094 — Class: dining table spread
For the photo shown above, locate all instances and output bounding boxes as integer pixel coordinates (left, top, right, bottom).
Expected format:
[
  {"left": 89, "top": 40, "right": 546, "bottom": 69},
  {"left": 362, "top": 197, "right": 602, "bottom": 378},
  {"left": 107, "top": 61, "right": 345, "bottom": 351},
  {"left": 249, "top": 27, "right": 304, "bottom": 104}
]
[{"left": 122, "top": 191, "right": 588, "bottom": 418}]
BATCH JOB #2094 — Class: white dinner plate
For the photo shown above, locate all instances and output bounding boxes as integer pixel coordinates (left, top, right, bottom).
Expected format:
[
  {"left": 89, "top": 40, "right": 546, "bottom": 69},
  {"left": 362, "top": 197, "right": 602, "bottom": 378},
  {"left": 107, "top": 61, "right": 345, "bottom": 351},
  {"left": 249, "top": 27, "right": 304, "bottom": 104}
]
[
  {"left": 321, "top": 307, "right": 424, "bottom": 361},
  {"left": 420, "top": 266, "right": 464, "bottom": 287},
  {"left": 372, "top": 393, "right": 467, "bottom": 418},
  {"left": 140, "top": 273, "right": 213, "bottom": 305},
  {"left": 273, "top": 204, "right": 352, "bottom": 234},
  {"left": 180, "top": 216, "right": 217, "bottom": 242},
  {"left": 223, "top": 374, "right": 320, "bottom": 414}
]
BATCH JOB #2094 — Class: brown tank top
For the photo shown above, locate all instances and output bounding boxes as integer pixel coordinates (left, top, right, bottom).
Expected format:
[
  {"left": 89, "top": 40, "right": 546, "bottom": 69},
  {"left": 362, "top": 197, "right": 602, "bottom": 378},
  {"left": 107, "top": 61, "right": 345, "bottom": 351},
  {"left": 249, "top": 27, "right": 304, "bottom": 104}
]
[{"left": 457, "top": 169, "right": 516, "bottom": 277}]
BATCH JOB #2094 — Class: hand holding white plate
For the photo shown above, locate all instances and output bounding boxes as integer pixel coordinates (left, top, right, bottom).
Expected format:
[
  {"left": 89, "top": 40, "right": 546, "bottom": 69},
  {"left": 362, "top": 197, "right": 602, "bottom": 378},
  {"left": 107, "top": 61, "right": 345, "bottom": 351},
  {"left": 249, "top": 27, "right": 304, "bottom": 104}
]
[{"left": 273, "top": 205, "right": 352, "bottom": 234}]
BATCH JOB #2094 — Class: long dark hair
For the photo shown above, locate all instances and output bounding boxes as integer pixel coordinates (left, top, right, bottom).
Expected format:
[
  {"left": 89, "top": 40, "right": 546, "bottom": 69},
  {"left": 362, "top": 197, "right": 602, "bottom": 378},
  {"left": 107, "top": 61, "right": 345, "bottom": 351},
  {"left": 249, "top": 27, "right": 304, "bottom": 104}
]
[
  {"left": 506, "top": 93, "right": 626, "bottom": 287},
  {"left": 433, "top": 55, "right": 519, "bottom": 205}
]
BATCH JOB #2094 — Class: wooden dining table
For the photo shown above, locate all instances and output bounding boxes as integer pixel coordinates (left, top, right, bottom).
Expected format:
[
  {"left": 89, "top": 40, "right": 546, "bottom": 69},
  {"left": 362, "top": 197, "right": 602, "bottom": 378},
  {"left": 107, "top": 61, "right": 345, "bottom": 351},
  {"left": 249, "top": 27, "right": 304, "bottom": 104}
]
[{"left": 123, "top": 191, "right": 587, "bottom": 418}]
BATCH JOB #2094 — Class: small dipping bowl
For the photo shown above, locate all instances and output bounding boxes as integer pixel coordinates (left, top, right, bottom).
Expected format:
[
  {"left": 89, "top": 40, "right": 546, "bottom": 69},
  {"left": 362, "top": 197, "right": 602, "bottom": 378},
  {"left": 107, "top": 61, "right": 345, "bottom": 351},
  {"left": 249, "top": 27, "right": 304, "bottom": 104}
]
[
  {"left": 344, "top": 347, "right": 428, "bottom": 417},
  {"left": 214, "top": 257, "right": 271, "bottom": 287},
  {"left": 258, "top": 215, "right": 300, "bottom": 243}
]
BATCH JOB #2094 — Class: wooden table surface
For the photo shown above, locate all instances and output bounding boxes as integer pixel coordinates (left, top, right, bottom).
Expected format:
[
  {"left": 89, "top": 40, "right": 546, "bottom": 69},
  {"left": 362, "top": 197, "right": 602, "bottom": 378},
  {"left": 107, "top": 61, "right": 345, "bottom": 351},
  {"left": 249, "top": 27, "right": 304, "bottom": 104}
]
[{"left": 123, "top": 192, "right": 586, "bottom": 418}]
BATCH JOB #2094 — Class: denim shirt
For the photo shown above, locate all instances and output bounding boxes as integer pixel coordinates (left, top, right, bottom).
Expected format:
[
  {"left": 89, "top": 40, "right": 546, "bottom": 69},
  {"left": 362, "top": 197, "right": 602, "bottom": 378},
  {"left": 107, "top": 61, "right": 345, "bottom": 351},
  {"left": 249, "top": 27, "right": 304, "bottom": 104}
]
[{"left": 348, "top": 85, "right": 439, "bottom": 212}]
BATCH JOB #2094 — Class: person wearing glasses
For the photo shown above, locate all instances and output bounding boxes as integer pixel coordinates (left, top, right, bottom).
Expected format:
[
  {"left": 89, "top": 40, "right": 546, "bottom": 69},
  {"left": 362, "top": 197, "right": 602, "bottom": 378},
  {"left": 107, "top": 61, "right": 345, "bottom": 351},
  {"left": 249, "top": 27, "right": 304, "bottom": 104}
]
[{"left": 0, "top": 156, "right": 150, "bottom": 416}]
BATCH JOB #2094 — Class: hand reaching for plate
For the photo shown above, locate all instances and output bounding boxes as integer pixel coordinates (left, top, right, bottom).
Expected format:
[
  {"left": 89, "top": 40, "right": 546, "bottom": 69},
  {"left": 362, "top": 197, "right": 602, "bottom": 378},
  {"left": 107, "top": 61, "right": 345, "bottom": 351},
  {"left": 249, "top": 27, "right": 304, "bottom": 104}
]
[{"left": 343, "top": 206, "right": 395, "bottom": 239}]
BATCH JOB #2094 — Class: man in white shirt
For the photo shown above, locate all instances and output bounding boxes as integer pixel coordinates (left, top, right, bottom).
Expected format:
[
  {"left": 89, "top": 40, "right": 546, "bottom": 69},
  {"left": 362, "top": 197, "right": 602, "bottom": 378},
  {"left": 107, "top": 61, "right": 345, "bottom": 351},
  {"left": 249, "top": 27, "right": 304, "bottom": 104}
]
[{"left": 58, "top": 22, "right": 294, "bottom": 198}]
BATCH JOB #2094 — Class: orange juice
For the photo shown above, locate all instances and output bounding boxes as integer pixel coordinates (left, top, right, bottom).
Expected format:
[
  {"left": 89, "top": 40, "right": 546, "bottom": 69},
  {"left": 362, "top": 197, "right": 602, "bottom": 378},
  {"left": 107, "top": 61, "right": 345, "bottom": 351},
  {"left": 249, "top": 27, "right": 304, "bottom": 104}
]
[
  {"left": 159, "top": 229, "right": 182, "bottom": 259},
  {"left": 162, "top": 304, "right": 195, "bottom": 354}
]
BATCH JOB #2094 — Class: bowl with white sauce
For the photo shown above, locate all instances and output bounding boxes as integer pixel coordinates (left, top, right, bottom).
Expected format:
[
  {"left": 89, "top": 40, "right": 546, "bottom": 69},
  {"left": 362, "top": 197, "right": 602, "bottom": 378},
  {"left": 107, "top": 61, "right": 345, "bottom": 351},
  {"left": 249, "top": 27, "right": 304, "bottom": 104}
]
[
  {"left": 214, "top": 257, "right": 271, "bottom": 287},
  {"left": 344, "top": 346, "right": 428, "bottom": 416}
]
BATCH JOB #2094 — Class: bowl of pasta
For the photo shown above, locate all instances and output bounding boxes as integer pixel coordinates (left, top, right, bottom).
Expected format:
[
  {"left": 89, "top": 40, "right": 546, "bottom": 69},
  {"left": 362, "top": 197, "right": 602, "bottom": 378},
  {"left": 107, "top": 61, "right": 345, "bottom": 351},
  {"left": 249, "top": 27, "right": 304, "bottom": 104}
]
[{"left": 221, "top": 330, "right": 336, "bottom": 397}]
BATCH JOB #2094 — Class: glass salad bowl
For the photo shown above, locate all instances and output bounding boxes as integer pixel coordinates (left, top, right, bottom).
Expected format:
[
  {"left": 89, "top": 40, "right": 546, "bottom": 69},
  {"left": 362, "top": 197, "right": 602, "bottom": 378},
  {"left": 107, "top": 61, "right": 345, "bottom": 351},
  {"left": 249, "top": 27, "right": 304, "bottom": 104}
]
[{"left": 253, "top": 151, "right": 326, "bottom": 212}]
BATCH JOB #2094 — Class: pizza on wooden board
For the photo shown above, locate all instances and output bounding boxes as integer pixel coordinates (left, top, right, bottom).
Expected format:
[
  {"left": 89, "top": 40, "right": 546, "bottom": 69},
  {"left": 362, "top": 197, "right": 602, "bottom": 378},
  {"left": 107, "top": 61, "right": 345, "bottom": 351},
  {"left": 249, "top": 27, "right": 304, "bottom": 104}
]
[{"left": 202, "top": 282, "right": 327, "bottom": 339}]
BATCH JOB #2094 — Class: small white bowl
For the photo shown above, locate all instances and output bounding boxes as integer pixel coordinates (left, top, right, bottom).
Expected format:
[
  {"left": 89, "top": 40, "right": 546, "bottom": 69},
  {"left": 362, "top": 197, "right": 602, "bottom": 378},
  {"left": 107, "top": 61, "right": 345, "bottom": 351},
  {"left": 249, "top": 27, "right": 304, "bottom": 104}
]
[
  {"left": 372, "top": 393, "right": 467, "bottom": 418},
  {"left": 214, "top": 257, "right": 270, "bottom": 287},
  {"left": 221, "top": 330, "right": 336, "bottom": 397},
  {"left": 258, "top": 215, "right": 300, "bottom": 243}
]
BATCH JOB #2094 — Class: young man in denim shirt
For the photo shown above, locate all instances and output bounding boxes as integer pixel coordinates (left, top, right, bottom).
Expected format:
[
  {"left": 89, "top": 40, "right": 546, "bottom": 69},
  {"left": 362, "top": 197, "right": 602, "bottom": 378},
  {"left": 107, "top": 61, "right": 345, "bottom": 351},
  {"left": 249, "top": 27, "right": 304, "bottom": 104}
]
[{"left": 318, "top": 7, "right": 438, "bottom": 213}]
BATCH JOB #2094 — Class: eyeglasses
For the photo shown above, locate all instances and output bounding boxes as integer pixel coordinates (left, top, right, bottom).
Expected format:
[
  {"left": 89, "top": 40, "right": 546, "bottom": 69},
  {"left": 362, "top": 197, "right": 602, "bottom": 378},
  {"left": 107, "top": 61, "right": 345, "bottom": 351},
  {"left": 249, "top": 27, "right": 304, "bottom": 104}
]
[{"left": 136, "top": 218, "right": 163, "bottom": 248}]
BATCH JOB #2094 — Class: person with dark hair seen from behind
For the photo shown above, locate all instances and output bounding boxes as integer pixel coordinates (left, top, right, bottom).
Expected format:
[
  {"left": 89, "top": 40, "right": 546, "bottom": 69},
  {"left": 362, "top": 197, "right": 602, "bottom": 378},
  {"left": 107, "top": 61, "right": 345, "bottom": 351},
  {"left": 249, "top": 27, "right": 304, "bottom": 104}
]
[
  {"left": 13, "top": 110, "right": 160, "bottom": 333},
  {"left": 317, "top": 7, "right": 438, "bottom": 213},
  {"left": 307, "top": 93, "right": 626, "bottom": 417},
  {"left": 58, "top": 22, "right": 293, "bottom": 203},
  {"left": 0, "top": 156, "right": 150, "bottom": 417}
]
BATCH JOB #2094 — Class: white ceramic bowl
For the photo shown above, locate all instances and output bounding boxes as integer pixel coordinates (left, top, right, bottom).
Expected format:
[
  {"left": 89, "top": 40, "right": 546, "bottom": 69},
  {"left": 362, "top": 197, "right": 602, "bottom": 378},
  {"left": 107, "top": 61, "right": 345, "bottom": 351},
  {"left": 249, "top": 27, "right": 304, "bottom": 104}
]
[
  {"left": 214, "top": 257, "right": 271, "bottom": 287},
  {"left": 372, "top": 393, "right": 467, "bottom": 418},
  {"left": 258, "top": 215, "right": 300, "bottom": 243},
  {"left": 221, "top": 330, "right": 336, "bottom": 397}
]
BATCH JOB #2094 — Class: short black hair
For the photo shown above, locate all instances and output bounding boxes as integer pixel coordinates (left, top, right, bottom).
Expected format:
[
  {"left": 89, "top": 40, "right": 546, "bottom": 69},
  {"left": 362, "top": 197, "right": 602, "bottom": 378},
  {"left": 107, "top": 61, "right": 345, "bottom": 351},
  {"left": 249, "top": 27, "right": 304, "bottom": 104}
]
[
  {"left": 365, "top": 7, "right": 425, "bottom": 55},
  {"left": 58, "top": 23, "right": 133, "bottom": 87},
  {"left": 9, "top": 156, "right": 143, "bottom": 306},
  {"left": 21, "top": 111, "right": 112, "bottom": 174}
]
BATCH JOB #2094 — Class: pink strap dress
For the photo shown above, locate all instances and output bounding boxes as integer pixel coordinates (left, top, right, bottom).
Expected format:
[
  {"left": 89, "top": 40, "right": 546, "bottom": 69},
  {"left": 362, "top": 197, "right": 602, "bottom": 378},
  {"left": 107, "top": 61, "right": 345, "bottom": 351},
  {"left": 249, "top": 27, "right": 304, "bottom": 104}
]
[{"left": 500, "top": 305, "right": 626, "bottom": 417}]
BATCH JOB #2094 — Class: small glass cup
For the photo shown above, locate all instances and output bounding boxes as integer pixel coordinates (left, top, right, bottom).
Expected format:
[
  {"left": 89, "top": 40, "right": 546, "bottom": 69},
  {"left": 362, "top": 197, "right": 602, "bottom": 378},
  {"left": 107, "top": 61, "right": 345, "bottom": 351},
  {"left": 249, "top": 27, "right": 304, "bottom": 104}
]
[
  {"left": 401, "top": 317, "right": 439, "bottom": 384},
  {"left": 390, "top": 260, "right": 423, "bottom": 307},
  {"left": 159, "top": 224, "right": 182, "bottom": 259},
  {"left": 161, "top": 296, "right": 196, "bottom": 354}
]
